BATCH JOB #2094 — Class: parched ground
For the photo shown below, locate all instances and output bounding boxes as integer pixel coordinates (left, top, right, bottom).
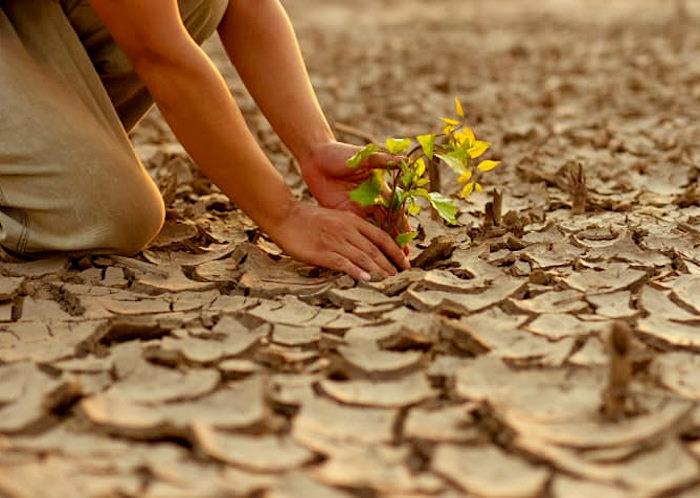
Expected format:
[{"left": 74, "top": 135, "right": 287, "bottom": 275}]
[{"left": 1, "top": 0, "right": 699, "bottom": 496}]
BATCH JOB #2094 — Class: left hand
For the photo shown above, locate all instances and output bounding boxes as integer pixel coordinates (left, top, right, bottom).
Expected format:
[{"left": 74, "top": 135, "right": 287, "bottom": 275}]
[{"left": 299, "top": 141, "right": 411, "bottom": 247}]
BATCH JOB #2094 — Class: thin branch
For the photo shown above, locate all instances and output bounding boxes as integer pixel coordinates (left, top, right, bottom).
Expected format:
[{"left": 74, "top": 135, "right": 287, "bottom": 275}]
[{"left": 331, "top": 121, "right": 380, "bottom": 145}]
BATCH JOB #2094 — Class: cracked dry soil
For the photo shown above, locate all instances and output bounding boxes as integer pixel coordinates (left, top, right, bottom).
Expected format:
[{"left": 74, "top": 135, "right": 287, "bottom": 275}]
[{"left": 1, "top": 0, "right": 699, "bottom": 496}]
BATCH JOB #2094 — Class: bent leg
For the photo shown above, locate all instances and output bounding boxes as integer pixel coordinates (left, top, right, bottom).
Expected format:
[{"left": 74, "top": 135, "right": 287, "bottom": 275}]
[
  {"left": 61, "top": 0, "right": 230, "bottom": 131},
  {"left": 0, "top": 2, "right": 164, "bottom": 256}
]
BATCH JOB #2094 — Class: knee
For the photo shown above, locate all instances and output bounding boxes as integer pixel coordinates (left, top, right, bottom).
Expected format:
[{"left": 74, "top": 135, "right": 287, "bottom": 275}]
[
  {"left": 101, "top": 182, "right": 166, "bottom": 256},
  {"left": 61, "top": 153, "right": 165, "bottom": 257},
  {"left": 179, "top": 0, "right": 230, "bottom": 44}
]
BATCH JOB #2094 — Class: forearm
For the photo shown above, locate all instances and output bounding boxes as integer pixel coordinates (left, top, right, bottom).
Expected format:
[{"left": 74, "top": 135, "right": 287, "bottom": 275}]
[
  {"left": 217, "top": 0, "right": 334, "bottom": 163},
  {"left": 132, "top": 44, "right": 297, "bottom": 234}
]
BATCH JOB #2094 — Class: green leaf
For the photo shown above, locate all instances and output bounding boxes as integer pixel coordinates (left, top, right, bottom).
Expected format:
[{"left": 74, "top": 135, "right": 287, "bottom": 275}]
[
  {"left": 391, "top": 188, "right": 406, "bottom": 210},
  {"left": 347, "top": 144, "right": 381, "bottom": 168},
  {"left": 417, "top": 134, "right": 436, "bottom": 159},
  {"left": 385, "top": 138, "right": 412, "bottom": 155},
  {"left": 349, "top": 170, "right": 384, "bottom": 207},
  {"left": 436, "top": 153, "right": 467, "bottom": 174},
  {"left": 428, "top": 192, "right": 458, "bottom": 225},
  {"left": 395, "top": 231, "right": 419, "bottom": 249},
  {"left": 410, "top": 188, "right": 431, "bottom": 200}
]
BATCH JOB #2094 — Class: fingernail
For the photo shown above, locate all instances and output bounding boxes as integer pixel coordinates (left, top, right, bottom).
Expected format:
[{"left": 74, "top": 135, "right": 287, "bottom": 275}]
[
  {"left": 359, "top": 271, "right": 371, "bottom": 282},
  {"left": 403, "top": 258, "right": 411, "bottom": 269}
]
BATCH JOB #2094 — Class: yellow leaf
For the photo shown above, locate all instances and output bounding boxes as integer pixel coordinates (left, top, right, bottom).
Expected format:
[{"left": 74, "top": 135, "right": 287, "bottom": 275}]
[
  {"left": 441, "top": 117, "right": 461, "bottom": 126},
  {"left": 458, "top": 170, "right": 473, "bottom": 183},
  {"left": 415, "top": 157, "right": 427, "bottom": 177},
  {"left": 454, "top": 131, "right": 467, "bottom": 146},
  {"left": 468, "top": 140, "right": 490, "bottom": 159},
  {"left": 461, "top": 182, "right": 475, "bottom": 198},
  {"left": 462, "top": 127, "right": 476, "bottom": 144},
  {"left": 477, "top": 160, "right": 501, "bottom": 172},
  {"left": 454, "top": 97, "right": 465, "bottom": 118},
  {"left": 475, "top": 183, "right": 483, "bottom": 193},
  {"left": 443, "top": 124, "right": 457, "bottom": 135}
]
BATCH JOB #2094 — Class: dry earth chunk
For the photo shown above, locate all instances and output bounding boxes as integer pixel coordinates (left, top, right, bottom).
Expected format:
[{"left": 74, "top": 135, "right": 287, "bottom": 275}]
[
  {"left": 669, "top": 275, "right": 700, "bottom": 314},
  {"left": 637, "top": 316, "right": 700, "bottom": 351},
  {"left": 318, "top": 372, "right": 434, "bottom": 408},
  {"left": 312, "top": 444, "right": 444, "bottom": 494},
  {"left": 272, "top": 324, "right": 321, "bottom": 346},
  {"left": 406, "top": 277, "right": 526, "bottom": 314},
  {"left": 233, "top": 244, "right": 333, "bottom": 297},
  {"left": 527, "top": 314, "right": 604, "bottom": 339},
  {"left": 0, "top": 257, "right": 69, "bottom": 277},
  {"left": 522, "top": 242, "right": 585, "bottom": 268},
  {"left": 0, "top": 277, "right": 23, "bottom": 301},
  {"left": 104, "top": 361, "right": 220, "bottom": 404},
  {"left": 585, "top": 291, "right": 638, "bottom": 318},
  {"left": 0, "top": 457, "right": 142, "bottom": 498},
  {"left": 0, "top": 321, "right": 102, "bottom": 363},
  {"left": 82, "top": 376, "right": 265, "bottom": 438},
  {"left": 154, "top": 325, "right": 266, "bottom": 363},
  {"left": 268, "top": 472, "right": 354, "bottom": 498},
  {"left": 326, "top": 286, "right": 399, "bottom": 309},
  {"left": 338, "top": 340, "right": 423, "bottom": 375},
  {"left": 194, "top": 423, "right": 315, "bottom": 472},
  {"left": 550, "top": 475, "right": 632, "bottom": 498},
  {"left": 638, "top": 286, "right": 697, "bottom": 321},
  {"left": 403, "top": 403, "right": 479, "bottom": 442},
  {"left": 563, "top": 264, "right": 647, "bottom": 293},
  {"left": 432, "top": 444, "right": 550, "bottom": 497},
  {"left": 248, "top": 296, "right": 338, "bottom": 326},
  {"left": 509, "top": 289, "right": 590, "bottom": 314},
  {"left": 652, "top": 352, "right": 700, "bottom": 399},
  {"left": 292, "top": 397, "right": 395, "bottom": 453},
  {"left": 0, "top": 364, "right": 67, "bottom": 433},
  {"left": 583, "top": 233, "right": 671, "bottom": 267},
  {"left": 568, "top": 337, "right": 608, "bottom": 367}
]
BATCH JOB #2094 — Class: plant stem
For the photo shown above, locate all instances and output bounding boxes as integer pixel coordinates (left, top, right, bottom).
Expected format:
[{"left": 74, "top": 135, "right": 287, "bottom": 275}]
[{"left": 384, "top": 168, "right": 402, "bottom": 232}]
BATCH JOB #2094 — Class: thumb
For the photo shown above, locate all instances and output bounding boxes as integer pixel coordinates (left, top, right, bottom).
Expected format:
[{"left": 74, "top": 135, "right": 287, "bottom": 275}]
[{"left": 358, "top": 151, "right": 403, "bottom": 170}]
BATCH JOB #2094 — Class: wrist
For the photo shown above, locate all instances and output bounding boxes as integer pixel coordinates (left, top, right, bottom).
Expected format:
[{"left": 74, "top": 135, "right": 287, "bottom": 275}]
[
  {"left": 263, "top": 197, "right": 306, "bottom": 247},
  {"left": 295, "top": 132, "right": 336, "bottom": 172}
]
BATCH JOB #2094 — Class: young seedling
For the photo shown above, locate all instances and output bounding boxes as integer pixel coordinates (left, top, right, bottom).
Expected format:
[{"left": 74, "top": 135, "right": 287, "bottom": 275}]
[{"left": 346, "top": 97, "right": 501, "bottom": 248}]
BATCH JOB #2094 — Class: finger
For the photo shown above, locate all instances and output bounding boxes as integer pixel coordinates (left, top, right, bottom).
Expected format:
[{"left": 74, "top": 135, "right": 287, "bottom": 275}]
[
  {"left": 357, "top": 152, "right": 402, "bottom": 170},
  {"left": 321, "top": 252, "right": 371, "bottom": 282},
  {"left": 347, "top": 232, "right": 398, "bottom": 277},
  {"left": 357, "top": 219, "right": 411, "bottom": 270}
]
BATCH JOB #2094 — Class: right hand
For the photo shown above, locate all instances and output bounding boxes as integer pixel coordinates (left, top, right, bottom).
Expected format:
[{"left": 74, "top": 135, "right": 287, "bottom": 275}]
[
  {"left": 299, "top": 141, "right": 412, "bottom": 254},
  {"left": 268, "top": 201, "right": 411, "bottom": 281}
]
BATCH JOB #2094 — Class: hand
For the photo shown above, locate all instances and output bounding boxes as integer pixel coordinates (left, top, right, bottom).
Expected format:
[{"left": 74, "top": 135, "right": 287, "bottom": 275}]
[
  {"left": 268, "top": 201, "right": 411, "bottom": 281},
  {"left": 299, "top": 141, "right": 411, "bottom": 246}
]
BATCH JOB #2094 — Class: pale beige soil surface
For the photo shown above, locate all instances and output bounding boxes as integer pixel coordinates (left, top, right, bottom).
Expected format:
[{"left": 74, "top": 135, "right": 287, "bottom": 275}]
[{"left": 1, "top": 0, "right": 699, "bottom": 496}]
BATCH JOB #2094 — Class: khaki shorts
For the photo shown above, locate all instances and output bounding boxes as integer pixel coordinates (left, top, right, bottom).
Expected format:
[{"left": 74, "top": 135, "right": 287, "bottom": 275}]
[{"left": 0, "top": 0, "right": 228, "bottom": 256}]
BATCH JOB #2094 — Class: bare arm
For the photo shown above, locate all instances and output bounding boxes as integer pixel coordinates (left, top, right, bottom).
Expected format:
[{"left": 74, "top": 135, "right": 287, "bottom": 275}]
[
  {"left": 217, "top": 0, "right": 334, "bottom": 164},
  {"left": 87, "top": 0, "right": 408, "bottom": 279},
  {"left": 217, "top": 0, "right": 412, "bottom": 256}
]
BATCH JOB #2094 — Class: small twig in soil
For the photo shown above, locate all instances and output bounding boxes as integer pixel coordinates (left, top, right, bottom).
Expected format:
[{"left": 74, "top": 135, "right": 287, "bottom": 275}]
[
  {"left": 332, "top": 121, "right": 380, "bottom": 145},
  {"left": 601, "top": 321, "right": 632, "bottom": 422},
  {"left": 410, "top": 235, "right": 455, "bottom": 269},
  {"left": 484, "top": 188, "right": 503, "bottom": 229},
  {"left": 568, "top": 162, "right": 587, "bottom": 215}
]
